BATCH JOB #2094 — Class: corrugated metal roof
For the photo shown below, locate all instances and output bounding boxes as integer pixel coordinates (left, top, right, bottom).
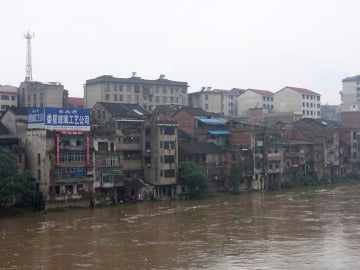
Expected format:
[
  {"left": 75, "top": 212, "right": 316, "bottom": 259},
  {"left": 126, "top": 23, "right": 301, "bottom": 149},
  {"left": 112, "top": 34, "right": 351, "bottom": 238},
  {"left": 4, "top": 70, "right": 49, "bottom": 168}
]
[
  {"left": 208, "top": 130, "right": 231, "bottom": 135},
  {"left": 198, "top": 118, "right": 226, "bottom": 125}
]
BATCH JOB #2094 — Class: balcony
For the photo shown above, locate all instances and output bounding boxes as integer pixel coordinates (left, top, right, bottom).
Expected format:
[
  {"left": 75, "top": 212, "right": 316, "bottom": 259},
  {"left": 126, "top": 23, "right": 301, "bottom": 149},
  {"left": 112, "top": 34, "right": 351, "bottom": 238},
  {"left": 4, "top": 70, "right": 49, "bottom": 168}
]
[{"left": 267, "top": 153, "right": 282, "bottom": 161}]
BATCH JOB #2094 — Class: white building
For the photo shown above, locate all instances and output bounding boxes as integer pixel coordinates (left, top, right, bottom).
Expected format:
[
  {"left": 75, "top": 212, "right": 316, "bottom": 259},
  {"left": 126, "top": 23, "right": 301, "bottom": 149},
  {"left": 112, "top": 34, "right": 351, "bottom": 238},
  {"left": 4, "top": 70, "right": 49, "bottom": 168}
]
[
  {"left": 274, "top": 86, "right": 321, "bottom": 119},
  {"left": 188, "top": 88, "right": 244, "bottom": 116},
  {"left": 0, "top": 85, "right": 17, "bottom": 114},
  {"left": 84, "top": 73, "right": 188, "bottom": 111},
  {"left": 340, "top": 75, "right": 360, "bottom": 112},
  {"left": 237, "top": 89, "right": 274, "bottom": 116}
]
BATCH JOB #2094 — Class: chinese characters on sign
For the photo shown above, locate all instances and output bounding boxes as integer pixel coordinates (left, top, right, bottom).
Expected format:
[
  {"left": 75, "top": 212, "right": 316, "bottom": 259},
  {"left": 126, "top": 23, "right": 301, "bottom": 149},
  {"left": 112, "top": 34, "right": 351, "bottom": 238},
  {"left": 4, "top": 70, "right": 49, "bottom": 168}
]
[{"left": 28, "top": 107, "right": 90, "bottom": 131}]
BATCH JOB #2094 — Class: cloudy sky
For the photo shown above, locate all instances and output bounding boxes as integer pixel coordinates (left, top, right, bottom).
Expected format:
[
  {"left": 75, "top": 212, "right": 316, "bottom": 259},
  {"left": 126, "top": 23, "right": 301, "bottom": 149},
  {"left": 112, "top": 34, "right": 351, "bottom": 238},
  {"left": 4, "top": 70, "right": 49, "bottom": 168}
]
[{"left": 1, "top": 0, "right": 360, "bottom": 105}]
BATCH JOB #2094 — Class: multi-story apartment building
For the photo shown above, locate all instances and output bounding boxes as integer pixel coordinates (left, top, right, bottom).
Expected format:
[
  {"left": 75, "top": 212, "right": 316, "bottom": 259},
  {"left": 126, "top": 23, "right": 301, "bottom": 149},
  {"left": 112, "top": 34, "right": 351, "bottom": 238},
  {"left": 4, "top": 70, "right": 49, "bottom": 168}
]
[
  {"left": 274, "top": 86, "right": 321, "bottom": 119},
  {"left": 84, "top": 73, "right": 188, "bottom": 111},
  {"left": 0, "top": 85, "right": 17, "bottom": 114},
  {"left": 18, "top": 81, "right": 68, "bottom": 108},
  {"left": 91, "top": 102, "right": 151, "bottom": 201},
  {"left": 144, "top": 120, "right": 179, "bottom": 199},
  {"left": 237, "top": 89, "right": 274, "bottom": 116},
  {"left": 340, "top": 75, "right": 360, "bottom": 112},
  {"left": 188, "top": 88, "right": 244, "bottom": 116},
  {"left": 24, "top": 108, "right": 94, "bottom": 204}
]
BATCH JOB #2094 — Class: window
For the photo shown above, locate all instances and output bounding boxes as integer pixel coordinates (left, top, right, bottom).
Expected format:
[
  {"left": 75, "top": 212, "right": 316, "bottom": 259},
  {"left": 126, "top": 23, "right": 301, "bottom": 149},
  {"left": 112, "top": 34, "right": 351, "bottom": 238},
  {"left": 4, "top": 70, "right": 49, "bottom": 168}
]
[
  {"left": 164, "top": 155, "right": 175, "bottom": 163},
  {"left": 205, "top": 95, "right": 208, "bottom": 100},
  {"left": 105, "top": 94, "right": 110, "bottom": 101},
  {"left": 164, "top": 141, "right": 175, "bottom": 149},
  {"left": 163, "top": 87, "right": 167, "bottom": 94},
  {"left": 135, "top": 95, "right": 140, "bottom": 102},
  {"left": 37, "top": 153, "right": 41, "bottom": 165},
  {"left": 205, "top": 104, "right": 209, "bottom": 109},
  {"left": 163, "top": 96, "right": 167, "bottom": 103},
  {"left": 164, "top": 127, "right": 174, "bottom": 135},
  {"left": 113, "top": 94, "right": 118, "bottom": 101},
  {"left": 11, "top": 96, "right": 16, "bottom": 101},
  {"left": 164, "top": 169, "right": 175, "bottom": 178},
  {"left": 127, "top": 95, "right": 132, "bottom": 102},
  {"left": 127, "top": 85, "right": 132, "bottom": 92},
  {"left": 155, "top": 96, "right": 160, "bottom": 103},
  {"left": 119, "top": 94, "right": 123, "bottom": 101}
]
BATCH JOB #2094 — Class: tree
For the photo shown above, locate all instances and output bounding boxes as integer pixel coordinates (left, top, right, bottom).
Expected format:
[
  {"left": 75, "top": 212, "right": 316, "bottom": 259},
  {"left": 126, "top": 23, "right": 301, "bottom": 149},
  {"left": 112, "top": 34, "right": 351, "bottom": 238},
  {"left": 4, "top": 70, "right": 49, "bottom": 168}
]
[
  {"left": 178, "top": 161, "right": 210, "bottom": 199},
  {"left": 230, "top": 163, "right": 244, "bottom": 193},
  {"left": 0, "top": 147, "right": 18, "bottom": 179},
  {"left": 0, "top": 147, "right": 43, "bottom": 211}
]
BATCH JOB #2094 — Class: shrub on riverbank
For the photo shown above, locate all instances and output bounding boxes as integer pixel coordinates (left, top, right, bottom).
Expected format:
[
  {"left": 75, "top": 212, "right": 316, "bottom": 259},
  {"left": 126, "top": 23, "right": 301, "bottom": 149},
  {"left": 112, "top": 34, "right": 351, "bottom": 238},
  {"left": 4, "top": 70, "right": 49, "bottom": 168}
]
[
  {"left": 178, "top": 161, "right": 211, "bottom": 199},
  {"left": 279, "top": 172, "right": 360, "bottom": 191}
]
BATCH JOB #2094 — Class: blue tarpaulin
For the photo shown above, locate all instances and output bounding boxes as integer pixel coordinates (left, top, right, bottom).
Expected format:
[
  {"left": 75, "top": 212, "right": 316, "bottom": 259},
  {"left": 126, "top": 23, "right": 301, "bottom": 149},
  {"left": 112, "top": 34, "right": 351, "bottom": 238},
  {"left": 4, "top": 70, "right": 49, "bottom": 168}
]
[
  {"left": 208, "top": 130, "right": 231, "bottom": 135},
  {"left": 198, "top": 118, "right": 226, "bottom": 125}
]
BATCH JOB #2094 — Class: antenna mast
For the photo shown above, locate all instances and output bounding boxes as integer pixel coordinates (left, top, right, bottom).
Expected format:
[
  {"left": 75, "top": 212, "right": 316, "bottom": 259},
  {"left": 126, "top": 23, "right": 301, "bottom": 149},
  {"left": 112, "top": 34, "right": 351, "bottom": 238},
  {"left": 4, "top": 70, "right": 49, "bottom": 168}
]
[{"left": 24, "top": 30, "right": 34, "bottom": 82}]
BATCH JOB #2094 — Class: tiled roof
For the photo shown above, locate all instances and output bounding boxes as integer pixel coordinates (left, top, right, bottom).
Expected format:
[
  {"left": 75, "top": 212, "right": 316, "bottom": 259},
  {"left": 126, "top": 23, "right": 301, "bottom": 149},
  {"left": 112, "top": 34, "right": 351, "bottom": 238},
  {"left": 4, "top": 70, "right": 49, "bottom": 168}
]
[
  {"left": 0, "top": 85, "right": 17, "bottom": 92},
  {"left": 68, "top": 97, "right": 84, "bottom": 107},
  {"left": 0, "top": 122, "right": 10, "bottom": 135},
  {"left": 7, "top": 107, "right": 28, "bottom": 116},
  {"left": 282, "top": 86, "right": 320, "bottom": 95},
  {"left": 247, "top": 89, "right": 274, "bottom": 96},
  {"left": 152, "top": 105, "right": 177, "bottom": 115},
  {"left": 86, "top": 75, "right": 188, "bottom": 87},
  {"left": 342, "top": 75, "right": 360, "bottom": 82},
  {"left": 179, "top": 142, "right": 222, "bottom": 154},
  {"left": 98, "top": 102, "right": 150, "bottom": 118},
  {"left": 175, "top": 106, "right": 214, "bottom": 117}
]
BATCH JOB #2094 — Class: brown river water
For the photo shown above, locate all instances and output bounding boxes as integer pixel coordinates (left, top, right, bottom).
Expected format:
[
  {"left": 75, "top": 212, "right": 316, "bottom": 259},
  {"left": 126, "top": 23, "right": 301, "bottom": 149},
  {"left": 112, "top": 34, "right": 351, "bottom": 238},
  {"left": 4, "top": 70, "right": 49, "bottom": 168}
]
[{"left": 1, "top": 183, "right": 360, "bottom": 270}]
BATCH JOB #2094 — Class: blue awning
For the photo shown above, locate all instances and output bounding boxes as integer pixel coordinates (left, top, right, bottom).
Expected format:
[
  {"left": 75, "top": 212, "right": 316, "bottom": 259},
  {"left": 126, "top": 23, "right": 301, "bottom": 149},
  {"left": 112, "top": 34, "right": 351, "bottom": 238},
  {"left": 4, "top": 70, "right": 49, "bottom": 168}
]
[
  {"left": 198, "top": 118, "right": 226, "bottom": 125},
  {"left": 208, "top": 130, "right": 231, "bottom": 135}
]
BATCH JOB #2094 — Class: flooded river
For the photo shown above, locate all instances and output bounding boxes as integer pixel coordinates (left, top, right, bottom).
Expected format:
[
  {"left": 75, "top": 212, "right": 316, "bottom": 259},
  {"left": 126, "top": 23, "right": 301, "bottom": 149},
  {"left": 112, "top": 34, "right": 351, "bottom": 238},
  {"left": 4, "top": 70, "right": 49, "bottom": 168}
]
[{"left": 1, "top": 183, "right": 360, "bottom": 269}]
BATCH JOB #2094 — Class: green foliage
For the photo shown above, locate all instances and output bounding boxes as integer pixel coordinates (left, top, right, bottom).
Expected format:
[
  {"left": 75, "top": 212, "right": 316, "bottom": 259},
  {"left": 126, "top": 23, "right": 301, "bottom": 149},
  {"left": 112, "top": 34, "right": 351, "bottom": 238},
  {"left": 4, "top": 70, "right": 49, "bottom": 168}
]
[
  {"left": 268, "top": 181, "right": 280, "bottom": 191},
  {"left": 281, "top": 172, "right": 360, "bottom": 191},
  {"left": 0, "top": 147, "right": 43, "bottom": 211},
  {"left": 230, "top": 163, "right": 244, "bottom": 193},
  {"left": 0, "top": 147, "right": 18, "bottom": 179},
  {"left": 178, "top": 161, "right": 210, "bottom": 199}
]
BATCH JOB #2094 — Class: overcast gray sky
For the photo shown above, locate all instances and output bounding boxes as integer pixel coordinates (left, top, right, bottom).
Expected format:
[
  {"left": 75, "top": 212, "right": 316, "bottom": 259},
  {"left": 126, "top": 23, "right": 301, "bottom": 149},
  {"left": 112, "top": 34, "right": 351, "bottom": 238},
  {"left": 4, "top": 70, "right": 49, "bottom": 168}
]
[{"left": 1, "top": 0, "right": 360, "bottom": 105}]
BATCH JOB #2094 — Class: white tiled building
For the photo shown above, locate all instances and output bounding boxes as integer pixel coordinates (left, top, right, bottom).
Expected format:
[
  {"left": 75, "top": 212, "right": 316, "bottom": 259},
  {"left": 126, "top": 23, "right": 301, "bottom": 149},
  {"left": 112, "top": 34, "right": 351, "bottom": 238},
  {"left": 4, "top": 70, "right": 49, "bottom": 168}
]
[
  {"left": 274, "top": 86, "right": 321, "bottom": 119},
  {"left": 340, "top": 75, "right": 360, "bottom": 112},
  {"left": 237, "top": 89, "right": 274, "bottom": 116},
  {"left": 188, "top": 88, "right": 244, "bottom": 116}
]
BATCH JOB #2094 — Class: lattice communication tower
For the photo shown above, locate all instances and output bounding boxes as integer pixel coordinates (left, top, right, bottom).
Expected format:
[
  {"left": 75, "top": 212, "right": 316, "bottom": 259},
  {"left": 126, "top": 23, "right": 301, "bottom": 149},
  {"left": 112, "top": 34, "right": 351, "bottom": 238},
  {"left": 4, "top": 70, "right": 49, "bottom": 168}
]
[{"left": 24, "top": 31, "right": 34, "bottom": 82}]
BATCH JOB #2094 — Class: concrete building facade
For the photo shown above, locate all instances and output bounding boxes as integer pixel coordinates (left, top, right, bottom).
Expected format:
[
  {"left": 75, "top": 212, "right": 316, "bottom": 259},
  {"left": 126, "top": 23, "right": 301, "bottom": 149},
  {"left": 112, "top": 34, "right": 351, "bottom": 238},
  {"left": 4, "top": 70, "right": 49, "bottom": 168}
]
[
  {"left": 84, "top": 73, "right": 188, "bottom": 111},
  {"left": 340, "top": 75, "right": 360, "bottom": 112},
  {"left": 188, "top": 88, "right": 244, "bottom": 116},
  {"left": 18, "top": 81, "right": 68, "bottom": 108},
  {"left": 237, "top": 89, "right": 274, "bottom": 116},
  {"left": 0, "top": 85, "right": 17, "bottom": 114},
  {"left": 274, "top": 86, "right": 321, "bottom": 119}
]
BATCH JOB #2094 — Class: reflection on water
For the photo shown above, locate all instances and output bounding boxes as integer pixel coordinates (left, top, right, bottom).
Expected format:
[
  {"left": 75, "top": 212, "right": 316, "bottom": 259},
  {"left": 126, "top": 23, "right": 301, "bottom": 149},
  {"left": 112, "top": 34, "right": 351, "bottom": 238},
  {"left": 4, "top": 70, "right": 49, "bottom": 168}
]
[{"left": 1, "top": 183, "right": 360, "bottom": 269}]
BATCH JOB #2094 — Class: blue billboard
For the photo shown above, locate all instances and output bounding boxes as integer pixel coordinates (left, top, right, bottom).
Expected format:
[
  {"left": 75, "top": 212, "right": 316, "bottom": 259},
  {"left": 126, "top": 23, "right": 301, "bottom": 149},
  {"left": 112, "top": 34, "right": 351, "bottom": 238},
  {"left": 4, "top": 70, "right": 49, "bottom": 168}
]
[{"left": 28, "top": 107, "right": 90, "bottom": 131}]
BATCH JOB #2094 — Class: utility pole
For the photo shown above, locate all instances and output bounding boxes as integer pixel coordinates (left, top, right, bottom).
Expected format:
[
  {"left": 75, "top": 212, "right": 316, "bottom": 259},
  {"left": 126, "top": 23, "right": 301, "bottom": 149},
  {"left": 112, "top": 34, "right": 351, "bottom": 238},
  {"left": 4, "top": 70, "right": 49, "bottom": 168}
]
[{"left": 24, "top": 30, "right": 34, "bottom": 82}]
